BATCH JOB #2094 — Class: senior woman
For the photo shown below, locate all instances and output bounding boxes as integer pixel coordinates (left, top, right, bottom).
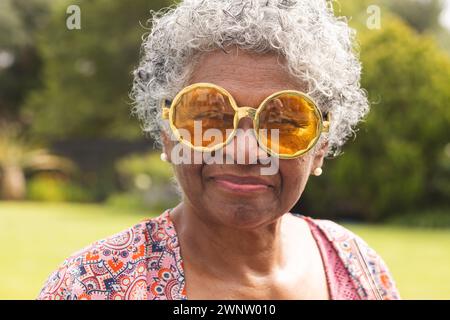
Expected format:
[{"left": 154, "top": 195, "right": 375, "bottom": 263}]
[{"left": 38, "top": 0, "right": 400, "bottom": 300}]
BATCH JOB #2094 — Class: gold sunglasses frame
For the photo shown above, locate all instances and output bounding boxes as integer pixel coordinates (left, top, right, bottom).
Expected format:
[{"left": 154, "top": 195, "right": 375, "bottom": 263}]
[{"left": 161, "top": 82, "right": 330, "bottom": 159}]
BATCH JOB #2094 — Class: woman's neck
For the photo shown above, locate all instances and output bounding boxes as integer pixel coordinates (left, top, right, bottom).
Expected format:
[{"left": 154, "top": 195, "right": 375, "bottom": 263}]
[{"left": 169, "top": 201, "right": 308, "bottom": 281}]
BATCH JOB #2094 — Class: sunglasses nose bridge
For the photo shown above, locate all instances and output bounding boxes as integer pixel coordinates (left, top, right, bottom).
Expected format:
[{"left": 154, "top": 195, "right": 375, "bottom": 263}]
[{"left": 236, "top": 107, "right": 257, "bottom": 121}]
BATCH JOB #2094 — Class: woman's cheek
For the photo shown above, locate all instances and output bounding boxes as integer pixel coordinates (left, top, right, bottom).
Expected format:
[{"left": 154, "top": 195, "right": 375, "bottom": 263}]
[{"left": 279, "top": 158, "right": 312, "bottom": 195}]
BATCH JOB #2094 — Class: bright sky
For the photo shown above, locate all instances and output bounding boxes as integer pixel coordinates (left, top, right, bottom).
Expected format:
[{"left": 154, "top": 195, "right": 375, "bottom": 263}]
[{"left": 441, "top": 0, "right": 450, "bottom": 29}]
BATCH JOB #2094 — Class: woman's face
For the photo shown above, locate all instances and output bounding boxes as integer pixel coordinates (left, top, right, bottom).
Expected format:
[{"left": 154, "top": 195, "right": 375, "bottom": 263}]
[{"left": 163, "top": 48, "right": 327, "bottom": 229}]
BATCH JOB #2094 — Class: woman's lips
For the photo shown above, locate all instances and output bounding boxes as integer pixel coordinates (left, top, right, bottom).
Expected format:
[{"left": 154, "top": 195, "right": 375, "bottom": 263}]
[{"left": 210, "top": 175, "right": 273, "bottom": 193}]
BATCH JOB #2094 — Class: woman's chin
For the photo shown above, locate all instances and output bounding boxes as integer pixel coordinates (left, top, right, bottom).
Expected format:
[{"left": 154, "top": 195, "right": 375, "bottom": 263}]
[{"left": 204, "top": 201, "right": 278, "bottom": 229}]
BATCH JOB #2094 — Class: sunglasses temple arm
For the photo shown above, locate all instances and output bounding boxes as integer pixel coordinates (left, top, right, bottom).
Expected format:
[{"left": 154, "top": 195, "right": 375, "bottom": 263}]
[
  {"left": 162, "top": 107, "right": 170, "bottom": 120},
  {"left": 322, "top": 113, "right": 330, "bottom": 133},
  {"left": 161, "top": 99, "right": 172, "bottom": 120}
]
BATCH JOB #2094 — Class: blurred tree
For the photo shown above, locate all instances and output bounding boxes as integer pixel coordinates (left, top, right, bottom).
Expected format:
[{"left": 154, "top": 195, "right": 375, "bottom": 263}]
[
  {"left": 0, "top": 0, "right": 51, "bottom": 120},
  {"left": 303, "top": 17, "right": 450, "bottom": 221},
  {"left": 387, "top": 0, "right": 450, "bottom": 54},
  {"left": 388, "top": 0, "right": 444, "bottom": 33},
  {"left": 336, "top": 0, "right": 450, "bottom": 54},
  {"left": 108, "top": 151, "right": 178, "bottom": 212},
  {"left": 434, "top": 23, "right": 450, "bottom": 54},
  {"left": 22, "top": 0, "right": 170, "bottom": 141},
  {"left": 0, "top": 121, "right": 75, "bottom": 200}
]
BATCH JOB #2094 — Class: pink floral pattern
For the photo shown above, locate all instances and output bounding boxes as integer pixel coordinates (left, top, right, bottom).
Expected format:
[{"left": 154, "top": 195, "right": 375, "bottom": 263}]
[{"left": 38, "top": 211, "right": 185, "bottom": 300}]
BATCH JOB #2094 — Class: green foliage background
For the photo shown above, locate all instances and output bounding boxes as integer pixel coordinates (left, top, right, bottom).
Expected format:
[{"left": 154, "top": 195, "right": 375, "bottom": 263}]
[
  {"left": 302, "top": 1, "right": 450, "bottom": 221},
  {"left": 22, "top": 0, "right": 169, "bottom": 140},
  {"left": 0, "top": 0, "right": 449, "bottom": 222}
]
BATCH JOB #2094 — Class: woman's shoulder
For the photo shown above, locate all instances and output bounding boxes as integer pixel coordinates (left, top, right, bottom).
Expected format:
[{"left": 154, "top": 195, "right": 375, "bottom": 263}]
[
  {"left": 37, "top": 210, "right": 181, "bottom": 300},
  {"left": 299, "top": 214, "right": 401, "bottom": 300}
]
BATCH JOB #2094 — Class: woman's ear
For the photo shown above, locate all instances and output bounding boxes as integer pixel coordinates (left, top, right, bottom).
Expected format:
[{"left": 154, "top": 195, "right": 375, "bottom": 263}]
[{"left": 311, "top": 140, "right": 329, "bottom": 175}]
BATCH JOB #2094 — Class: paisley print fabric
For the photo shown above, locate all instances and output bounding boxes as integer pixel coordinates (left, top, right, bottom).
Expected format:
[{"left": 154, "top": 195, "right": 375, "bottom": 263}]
[
  {"left": 37, "top": 210, "right": 400, "bottom": 300},
  {"left": 38, "top": 211, "right": 186, "bottom": 300},
  {"left": 305, "top": 217, "right": 361, "bottom": 300},
  {"left": 307, "top": 216, "right": 401, "bottom": 300}
]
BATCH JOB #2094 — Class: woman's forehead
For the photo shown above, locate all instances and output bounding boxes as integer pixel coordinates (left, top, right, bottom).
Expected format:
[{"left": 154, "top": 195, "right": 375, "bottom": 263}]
[{"left": 188, "top": 49, "right": 307, "bottom": 104}]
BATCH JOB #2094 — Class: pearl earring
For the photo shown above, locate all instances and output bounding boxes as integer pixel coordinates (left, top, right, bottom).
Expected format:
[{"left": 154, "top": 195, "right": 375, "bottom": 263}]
[
  {"left": 160, "top": 152, "right": 168, "bottom": 162},
  {"left": 313, "top": 167, "right": 323, "bottom": 176}
]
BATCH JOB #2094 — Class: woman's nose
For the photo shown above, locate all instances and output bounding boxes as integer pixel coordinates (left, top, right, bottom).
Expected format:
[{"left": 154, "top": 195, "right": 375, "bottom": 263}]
[{"left": 224, "top": 117, "right": 269, "bottom": 165}]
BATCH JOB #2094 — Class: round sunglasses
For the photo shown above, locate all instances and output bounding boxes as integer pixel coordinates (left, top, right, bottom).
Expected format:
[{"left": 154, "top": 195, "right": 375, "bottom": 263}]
[{"left": 161, "top": 82, "right": 330, "bottom": 159}]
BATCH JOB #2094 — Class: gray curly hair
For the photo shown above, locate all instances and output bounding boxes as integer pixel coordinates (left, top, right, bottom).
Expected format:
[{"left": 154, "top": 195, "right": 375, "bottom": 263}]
[{"left": 130, "top": 0, "right": 369, "bottom": 157}]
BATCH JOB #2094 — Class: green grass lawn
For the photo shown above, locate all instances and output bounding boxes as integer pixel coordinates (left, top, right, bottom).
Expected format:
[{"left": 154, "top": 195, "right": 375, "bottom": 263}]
[{"left": 0, "top": 201, "right": 449, "bottom": 299}]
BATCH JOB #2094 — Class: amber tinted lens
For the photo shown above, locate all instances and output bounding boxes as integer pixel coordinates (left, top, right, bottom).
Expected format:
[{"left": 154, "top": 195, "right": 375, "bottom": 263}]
[
  {"left": 258, "top": 93, "right": 320, "bottom": 156},
  {"left": 172, "top": 87, "right": 235, "bottom": 148}
]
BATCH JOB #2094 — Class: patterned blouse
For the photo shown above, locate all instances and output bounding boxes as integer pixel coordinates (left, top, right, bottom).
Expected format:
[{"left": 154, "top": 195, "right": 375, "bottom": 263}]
[{"left": 37, "top": 210, "right": 400, "bottom": 300}]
